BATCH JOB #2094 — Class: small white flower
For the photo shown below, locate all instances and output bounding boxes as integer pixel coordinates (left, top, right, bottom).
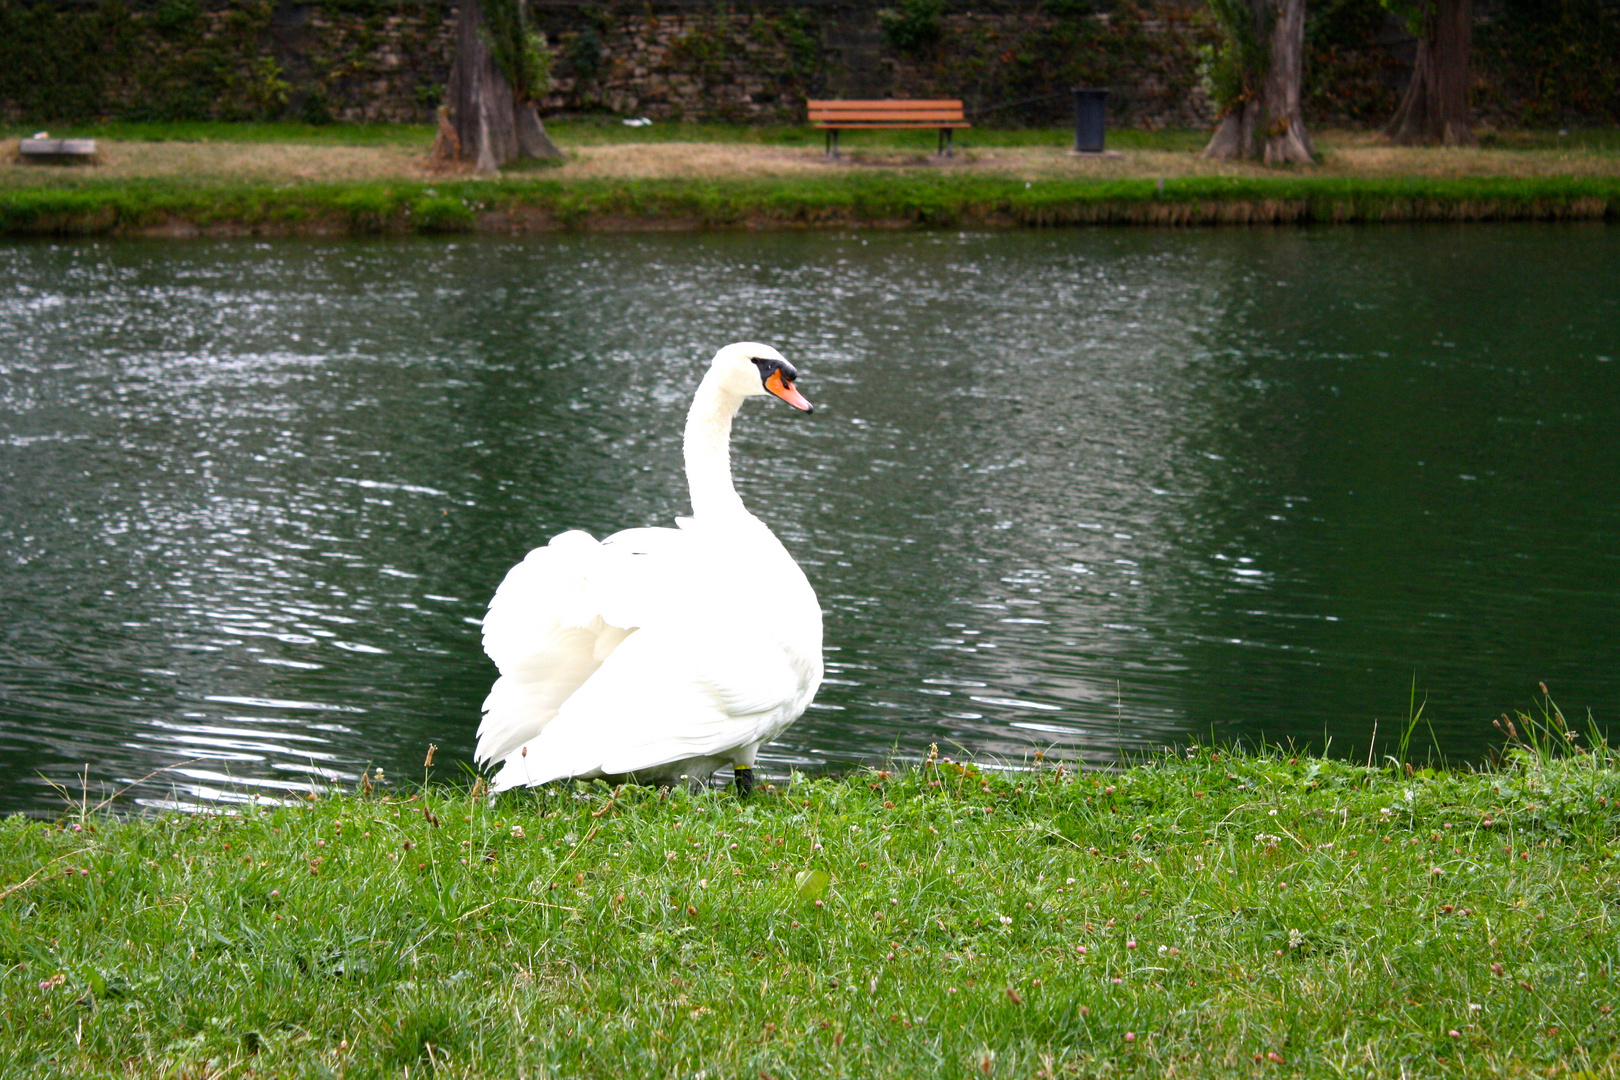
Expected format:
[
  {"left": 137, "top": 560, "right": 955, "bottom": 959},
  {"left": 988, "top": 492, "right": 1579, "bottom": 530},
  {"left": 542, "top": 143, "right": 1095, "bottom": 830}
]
[
  {"left": 999, "top": 915, "right": 1013, "bottom": 926},
  {"left": 509, "top": 825, "right": 525, "bottom": 839},
  {"left": 1287, "top": 928, "right": 1304, "bottom": 950}
]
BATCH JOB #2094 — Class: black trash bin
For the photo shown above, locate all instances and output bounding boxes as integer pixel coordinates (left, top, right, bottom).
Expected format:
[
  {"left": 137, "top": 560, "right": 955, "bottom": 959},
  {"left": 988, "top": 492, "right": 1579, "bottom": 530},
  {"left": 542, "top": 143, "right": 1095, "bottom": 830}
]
[{"left": 1072, "top": 87, "right": 1109, "bottom": 153}]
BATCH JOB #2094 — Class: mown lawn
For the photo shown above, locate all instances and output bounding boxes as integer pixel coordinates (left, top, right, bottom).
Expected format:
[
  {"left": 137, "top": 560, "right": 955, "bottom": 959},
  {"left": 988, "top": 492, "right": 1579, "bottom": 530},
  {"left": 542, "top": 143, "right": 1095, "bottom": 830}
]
[{"left": 2, "top": 703, "right": 1616, "bottom": 1078}]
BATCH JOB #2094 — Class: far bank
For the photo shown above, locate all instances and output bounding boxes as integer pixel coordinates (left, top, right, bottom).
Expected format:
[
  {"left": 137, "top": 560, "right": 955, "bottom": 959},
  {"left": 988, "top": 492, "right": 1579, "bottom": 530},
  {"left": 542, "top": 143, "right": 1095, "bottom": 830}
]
[{"left": 4, "top": 126, "right": 1618, "bottom": 236}]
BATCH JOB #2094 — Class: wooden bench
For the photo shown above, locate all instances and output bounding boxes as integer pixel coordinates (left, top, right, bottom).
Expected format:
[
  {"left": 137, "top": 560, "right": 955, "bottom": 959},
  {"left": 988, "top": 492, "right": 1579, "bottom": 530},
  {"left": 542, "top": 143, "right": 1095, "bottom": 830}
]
[{"left": 807, "top": 100, "right": 970, "bottom": 158}]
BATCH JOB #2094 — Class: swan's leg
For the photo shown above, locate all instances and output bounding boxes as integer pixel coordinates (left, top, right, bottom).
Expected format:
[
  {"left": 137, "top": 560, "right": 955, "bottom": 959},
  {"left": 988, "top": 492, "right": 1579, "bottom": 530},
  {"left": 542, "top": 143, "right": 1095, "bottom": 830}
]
[{"left": 733, "top": 767, "right": 755, "bottom": 798}]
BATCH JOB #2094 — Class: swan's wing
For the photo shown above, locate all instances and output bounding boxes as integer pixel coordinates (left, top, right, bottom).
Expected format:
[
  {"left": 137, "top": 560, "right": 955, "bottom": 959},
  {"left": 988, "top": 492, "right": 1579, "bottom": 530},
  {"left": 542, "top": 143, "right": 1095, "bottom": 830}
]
[
  {"left": 488, "top": 623, "right": 810, "bottom": 791},
  {"left": 476, "top": 527, "right": 696, "bottom": 766}
]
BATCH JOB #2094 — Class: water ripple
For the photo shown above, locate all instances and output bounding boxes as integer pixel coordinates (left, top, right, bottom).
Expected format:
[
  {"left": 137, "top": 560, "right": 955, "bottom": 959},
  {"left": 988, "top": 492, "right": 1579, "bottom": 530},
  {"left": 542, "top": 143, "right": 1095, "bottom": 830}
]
[{"left": 1, "top": 228, "right": 1618, "bottom": 812}]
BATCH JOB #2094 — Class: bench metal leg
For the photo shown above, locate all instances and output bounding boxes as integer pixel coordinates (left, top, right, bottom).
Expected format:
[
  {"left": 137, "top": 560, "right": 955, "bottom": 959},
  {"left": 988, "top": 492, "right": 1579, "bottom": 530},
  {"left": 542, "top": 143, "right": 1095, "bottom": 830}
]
[
  {"left": 826, "top": 129, "right": 840, "bottom": 158},
  {"left": 939, "top": 128, "right": 954, "bottom": 157}
]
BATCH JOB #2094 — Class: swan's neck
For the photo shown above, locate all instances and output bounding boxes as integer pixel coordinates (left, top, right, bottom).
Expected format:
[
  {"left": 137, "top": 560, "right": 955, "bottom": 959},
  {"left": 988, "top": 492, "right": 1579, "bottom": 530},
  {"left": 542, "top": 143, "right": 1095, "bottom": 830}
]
[{"left": 683, "top": 370, "right": 748, "bottom": 520}]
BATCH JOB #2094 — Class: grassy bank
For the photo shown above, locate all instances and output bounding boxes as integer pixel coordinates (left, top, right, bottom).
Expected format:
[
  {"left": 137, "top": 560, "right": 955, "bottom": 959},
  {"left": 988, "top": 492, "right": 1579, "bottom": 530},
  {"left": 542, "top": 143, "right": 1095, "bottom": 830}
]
[
  {"left": 2, "top": 172, "right": 1617, "bottom": 237},
  {"left": 4, "top": 122, "right": 1620, "bottom": 235},
  {"left": 2, "top": 706, "right": 1617, "bottom": 1077}
]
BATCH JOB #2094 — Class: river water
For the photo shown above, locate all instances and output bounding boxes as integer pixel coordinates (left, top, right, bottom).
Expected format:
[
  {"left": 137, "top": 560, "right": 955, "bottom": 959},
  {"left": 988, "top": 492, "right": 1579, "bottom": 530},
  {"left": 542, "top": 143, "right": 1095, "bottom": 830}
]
[{"left": 1, "top": 225, "right": 1616, "bottom": 814}]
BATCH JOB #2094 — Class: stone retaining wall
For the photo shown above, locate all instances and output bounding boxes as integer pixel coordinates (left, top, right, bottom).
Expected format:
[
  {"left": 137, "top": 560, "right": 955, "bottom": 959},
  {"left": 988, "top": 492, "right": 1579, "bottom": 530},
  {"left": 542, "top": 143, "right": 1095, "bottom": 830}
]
[{"left": 2, "top": 0, "right": 1615, "bottom": 129}]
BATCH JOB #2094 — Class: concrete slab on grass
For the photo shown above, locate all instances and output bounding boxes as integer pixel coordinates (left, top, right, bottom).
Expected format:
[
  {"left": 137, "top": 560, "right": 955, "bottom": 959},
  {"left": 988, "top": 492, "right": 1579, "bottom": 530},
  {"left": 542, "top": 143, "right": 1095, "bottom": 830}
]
[{"left": 19, "top": 138, "right": 99, "bottom": 164}]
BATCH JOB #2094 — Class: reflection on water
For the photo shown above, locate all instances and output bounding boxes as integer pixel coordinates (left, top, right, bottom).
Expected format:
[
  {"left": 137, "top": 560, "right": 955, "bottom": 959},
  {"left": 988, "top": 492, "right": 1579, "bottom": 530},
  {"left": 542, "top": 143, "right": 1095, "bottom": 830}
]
[{"left": 1, "top": 226, "right": 1616, "bottom": 813}]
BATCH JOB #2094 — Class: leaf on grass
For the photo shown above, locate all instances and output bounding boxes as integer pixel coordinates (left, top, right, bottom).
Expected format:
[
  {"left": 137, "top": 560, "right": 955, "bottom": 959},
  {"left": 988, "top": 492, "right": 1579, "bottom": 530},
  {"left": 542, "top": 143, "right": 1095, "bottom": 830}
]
[{"left": 794, "top": 869, "right": 830, "bottom": 901}]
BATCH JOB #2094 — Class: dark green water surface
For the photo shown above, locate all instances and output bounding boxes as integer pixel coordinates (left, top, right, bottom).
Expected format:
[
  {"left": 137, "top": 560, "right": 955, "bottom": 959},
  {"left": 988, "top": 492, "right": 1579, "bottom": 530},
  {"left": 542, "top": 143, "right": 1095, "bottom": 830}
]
[{"left": 2, "top": 226, "right": 1617, "bottom": 812}]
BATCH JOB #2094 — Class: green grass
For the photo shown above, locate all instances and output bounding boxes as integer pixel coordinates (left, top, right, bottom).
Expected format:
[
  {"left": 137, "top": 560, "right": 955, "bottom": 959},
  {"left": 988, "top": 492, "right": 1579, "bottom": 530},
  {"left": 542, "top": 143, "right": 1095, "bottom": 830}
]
[
  {"left": 1479, "top": 127, "right": 1620, "bottom": 152},
  {"left": 2, "top": 171, "right": 1617, "bottom": 236},
  {"left": 2, "top": 696, "right": 1617, "bottom": 1078}
]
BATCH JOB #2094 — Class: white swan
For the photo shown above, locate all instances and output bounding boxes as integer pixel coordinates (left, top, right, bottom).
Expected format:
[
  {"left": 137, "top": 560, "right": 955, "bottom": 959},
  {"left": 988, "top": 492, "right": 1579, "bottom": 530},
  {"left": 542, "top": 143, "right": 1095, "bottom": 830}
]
[{"left": 474, "top": 342, "right": 824, "bottom": 796}]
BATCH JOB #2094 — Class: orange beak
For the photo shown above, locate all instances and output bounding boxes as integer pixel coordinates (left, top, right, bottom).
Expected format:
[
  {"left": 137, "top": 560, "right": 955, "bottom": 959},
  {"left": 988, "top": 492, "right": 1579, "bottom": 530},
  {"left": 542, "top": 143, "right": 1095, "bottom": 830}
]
[{"left": 765, "top": 368, "right": 813, "bottom": 412}]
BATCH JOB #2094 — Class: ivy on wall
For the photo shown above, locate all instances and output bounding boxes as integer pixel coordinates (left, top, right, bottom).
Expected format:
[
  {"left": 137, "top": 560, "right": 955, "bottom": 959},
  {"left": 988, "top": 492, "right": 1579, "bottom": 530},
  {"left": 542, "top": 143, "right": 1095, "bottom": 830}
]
[
  {"left": 1476, "top": 0, "right": 1620, "bottom": 125},
  {"left": 876, "top": 1, "right": 1215, "bottom": 128},
  {"left": 1304, "top": 0, "right": 1401, "bottom": 126},
  {"left": 0, "top": 0, "right": 450, "bottom": 123}
]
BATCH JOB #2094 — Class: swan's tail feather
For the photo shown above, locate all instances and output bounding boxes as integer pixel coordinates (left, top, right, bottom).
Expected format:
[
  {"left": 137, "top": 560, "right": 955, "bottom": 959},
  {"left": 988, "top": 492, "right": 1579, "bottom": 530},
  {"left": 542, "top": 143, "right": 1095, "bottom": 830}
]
[{"left": 475, "top": 529, "right": 641, "bottom": 767}]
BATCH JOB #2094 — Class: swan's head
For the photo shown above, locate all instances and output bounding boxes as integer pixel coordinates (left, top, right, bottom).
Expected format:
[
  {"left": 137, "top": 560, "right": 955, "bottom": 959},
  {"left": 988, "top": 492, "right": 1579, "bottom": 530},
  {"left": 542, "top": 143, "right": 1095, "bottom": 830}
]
[{"left": 711, "top": 342, "right": 813, "bottom": 413}]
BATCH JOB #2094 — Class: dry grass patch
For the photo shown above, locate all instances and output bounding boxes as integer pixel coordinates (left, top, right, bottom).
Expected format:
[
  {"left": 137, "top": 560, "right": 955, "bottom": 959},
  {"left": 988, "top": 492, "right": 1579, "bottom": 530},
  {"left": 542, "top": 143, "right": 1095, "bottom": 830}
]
[
  {"left": 552, "top": 141, "right": 827, "bottom": 180},
  {"left": 545, "top": 139, "right": 1620, "bottom": 183},
  {"left": 2, "top": 138, "right": 436, "bottom": 186},
  {"left": 5, "top": 131, "right": 1618, "bottom": 191}
]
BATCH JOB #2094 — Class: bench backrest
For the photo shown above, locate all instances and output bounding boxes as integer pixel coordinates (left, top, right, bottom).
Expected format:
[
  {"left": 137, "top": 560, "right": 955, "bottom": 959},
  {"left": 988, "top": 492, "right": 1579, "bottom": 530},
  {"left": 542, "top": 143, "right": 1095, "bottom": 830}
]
[{"left": 806, "top": 100, "right": 966, "bottom": 124}]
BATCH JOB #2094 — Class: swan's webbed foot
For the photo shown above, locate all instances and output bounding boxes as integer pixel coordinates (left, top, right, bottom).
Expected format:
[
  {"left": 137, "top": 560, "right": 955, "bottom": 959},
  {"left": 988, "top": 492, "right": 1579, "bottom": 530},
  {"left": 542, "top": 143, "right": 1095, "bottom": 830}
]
[{"left": 733, "top": 767, "right": 755, "bottom": 798}]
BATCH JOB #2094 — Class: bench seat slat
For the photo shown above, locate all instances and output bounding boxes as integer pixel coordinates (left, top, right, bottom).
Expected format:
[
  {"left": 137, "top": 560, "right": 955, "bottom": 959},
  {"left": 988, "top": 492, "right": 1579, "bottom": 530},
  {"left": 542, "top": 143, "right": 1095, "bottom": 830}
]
[
  {"left": 810, "top": 122, "right": 972, "bottom": 129},
  {"left": 809, "top": 110, "right": 966, "bottom": 120},
  {"left": 808, "top": 99, "right": 964, "bottom": 108}
]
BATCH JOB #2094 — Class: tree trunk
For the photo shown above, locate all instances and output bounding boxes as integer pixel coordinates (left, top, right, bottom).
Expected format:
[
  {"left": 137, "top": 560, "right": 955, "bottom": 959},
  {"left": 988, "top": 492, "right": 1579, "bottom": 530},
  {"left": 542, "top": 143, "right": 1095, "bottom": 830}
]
[
  {"left": 1260, "top": 0, "right": 1313, "bottom": 164},
  {"left": 1386, "top": 0, "right": 1475, "bottom": 145},
  {"left": 1202, "top": 99, "right": 1259, "bottom": 160},
  {"left": 515, "top": 104, "right": 564, "bottom": 161},
  {"left": 444, "top": 0, "right": 562, "bottom": 172},
  {"left": 1200, "top": 0, "right": 1313, "bottom": 163}
]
